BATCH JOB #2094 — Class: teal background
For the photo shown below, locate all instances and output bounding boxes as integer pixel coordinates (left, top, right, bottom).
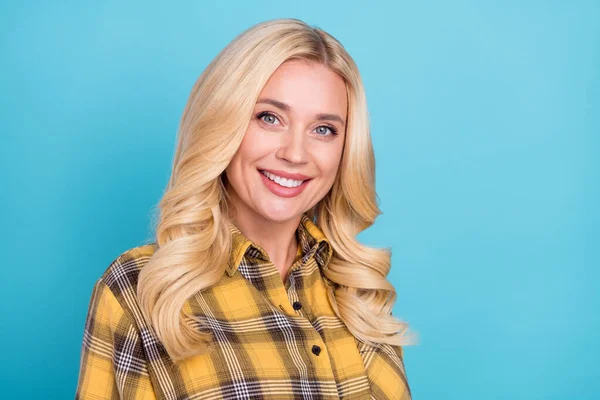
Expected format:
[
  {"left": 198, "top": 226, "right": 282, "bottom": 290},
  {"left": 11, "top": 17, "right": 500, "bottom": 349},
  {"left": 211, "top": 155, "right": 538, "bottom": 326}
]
[{"left": 1, "top": 1, "right": 598, "bottom": 399}]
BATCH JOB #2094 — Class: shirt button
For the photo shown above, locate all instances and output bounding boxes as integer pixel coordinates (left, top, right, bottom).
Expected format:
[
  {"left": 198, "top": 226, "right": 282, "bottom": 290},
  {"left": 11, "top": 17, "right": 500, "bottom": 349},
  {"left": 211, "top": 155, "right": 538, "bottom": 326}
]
[
  {"left": 292, "top": 301, "right": 302, "bottom": 310},
  {"left": 311, "top": 345, "right": 321, "bottom": 356}
]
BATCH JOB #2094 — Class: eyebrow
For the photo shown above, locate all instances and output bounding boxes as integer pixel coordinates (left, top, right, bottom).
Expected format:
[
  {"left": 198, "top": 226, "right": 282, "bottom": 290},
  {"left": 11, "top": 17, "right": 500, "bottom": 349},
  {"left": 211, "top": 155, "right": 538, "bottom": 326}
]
[{"left": 257, "top": 98, "right": 346, "bottom": 127}]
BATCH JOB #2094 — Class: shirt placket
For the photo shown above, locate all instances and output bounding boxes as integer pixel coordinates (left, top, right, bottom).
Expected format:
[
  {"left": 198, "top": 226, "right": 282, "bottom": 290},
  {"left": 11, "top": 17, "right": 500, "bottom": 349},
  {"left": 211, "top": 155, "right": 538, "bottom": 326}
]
[
  {"left": 285, "top": 256, "right": 342, "bottom": 398},
  {"left": 244, "top": 250, "right": 341, "bottom": 398}
]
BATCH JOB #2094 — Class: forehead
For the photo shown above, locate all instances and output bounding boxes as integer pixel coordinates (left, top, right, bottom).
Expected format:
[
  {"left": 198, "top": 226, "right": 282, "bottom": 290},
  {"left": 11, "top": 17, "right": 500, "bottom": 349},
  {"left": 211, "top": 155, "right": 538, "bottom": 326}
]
[{"left": 258, "top": 59, "right": 348, "bottom": 119}]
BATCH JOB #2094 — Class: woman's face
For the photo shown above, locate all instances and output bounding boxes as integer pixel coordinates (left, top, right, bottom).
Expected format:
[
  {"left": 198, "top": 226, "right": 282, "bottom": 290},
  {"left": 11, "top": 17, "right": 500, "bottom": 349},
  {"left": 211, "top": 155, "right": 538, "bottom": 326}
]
[{"left": 225, "top": 59, "right": 347, "bottom": 224}]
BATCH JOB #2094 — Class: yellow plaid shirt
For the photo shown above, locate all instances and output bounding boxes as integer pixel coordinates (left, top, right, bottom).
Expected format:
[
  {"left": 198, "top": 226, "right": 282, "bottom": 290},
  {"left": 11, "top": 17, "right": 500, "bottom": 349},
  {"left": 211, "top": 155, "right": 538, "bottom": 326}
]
[{"left": 76, "top": 214, "right": 411, "bottom": 399}]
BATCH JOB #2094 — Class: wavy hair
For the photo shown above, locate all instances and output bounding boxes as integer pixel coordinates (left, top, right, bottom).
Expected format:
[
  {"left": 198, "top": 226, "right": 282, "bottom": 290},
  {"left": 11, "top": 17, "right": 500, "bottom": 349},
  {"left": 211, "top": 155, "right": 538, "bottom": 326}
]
[{"left": 137, "top": 18, "right": 415, "bottom": 363}]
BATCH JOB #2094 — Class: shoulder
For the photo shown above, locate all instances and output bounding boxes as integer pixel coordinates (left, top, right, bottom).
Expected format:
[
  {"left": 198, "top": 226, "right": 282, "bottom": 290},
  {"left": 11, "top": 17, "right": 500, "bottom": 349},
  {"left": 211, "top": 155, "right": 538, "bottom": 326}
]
[
  {"left": 103, "top": 242, "right": 158, "bottom": 275},
  {"left": 92, "top": 243, "right": 158, "bottom": 323},
  {"left": 99, "top": 243, "right": 157, "bottom": 294}
]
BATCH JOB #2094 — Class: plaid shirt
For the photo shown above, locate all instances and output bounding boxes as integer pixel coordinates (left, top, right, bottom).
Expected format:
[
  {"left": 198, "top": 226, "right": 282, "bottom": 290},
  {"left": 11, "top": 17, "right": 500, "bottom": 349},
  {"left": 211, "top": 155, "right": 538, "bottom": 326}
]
[{"left": 76, "top": 215, "right": 411, "bottom": 399}]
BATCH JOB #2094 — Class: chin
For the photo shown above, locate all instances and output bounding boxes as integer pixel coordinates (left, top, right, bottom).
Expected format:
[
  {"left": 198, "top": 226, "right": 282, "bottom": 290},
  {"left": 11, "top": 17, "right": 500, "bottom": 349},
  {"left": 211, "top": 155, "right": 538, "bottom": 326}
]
[{"left": 257, "top": 203, "right": 304, "bottom": 224}]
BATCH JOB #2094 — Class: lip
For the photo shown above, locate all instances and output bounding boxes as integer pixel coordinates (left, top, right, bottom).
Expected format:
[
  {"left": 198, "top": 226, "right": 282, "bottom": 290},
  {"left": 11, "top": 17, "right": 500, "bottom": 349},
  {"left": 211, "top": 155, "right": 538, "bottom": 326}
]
[
  {"left": 259, "top": 169, "right": 312, "bottom": 181},
  {"left": 258, "top": 169, "right": 311, "bottom": 198}
]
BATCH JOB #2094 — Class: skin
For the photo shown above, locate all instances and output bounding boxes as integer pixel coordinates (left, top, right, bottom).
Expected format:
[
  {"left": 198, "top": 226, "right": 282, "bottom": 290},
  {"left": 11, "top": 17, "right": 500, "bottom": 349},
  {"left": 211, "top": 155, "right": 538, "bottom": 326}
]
[{"left": 224, "top": 58, "right": 348, "bottom": 281}]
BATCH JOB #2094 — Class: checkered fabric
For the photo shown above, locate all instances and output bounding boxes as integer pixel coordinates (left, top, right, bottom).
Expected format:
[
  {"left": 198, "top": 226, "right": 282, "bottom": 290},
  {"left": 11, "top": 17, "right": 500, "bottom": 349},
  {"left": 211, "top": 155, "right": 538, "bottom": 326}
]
[{"left": 75, "top": 214, "right": 411, "bottom": 399}]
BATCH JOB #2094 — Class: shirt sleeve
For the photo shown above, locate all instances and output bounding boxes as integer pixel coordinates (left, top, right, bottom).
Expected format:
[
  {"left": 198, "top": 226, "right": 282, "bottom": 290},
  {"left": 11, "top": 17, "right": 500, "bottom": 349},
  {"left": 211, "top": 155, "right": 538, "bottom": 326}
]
[
  {"left": 75, "top": 279, "right": 154, "bottom": 399},
  {"left": 389, "top": 344, "right": 411, "bottom": 399},
  {"left": 371, "top": 343, "right": 412, "bottom": 400}
]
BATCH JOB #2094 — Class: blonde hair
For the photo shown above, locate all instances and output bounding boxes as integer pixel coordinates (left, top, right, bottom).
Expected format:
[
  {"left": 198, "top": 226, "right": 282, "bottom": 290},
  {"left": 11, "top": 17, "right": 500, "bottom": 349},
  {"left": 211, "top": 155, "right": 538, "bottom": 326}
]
[{"left": 138, "top": 18, "right": 415, "bottom": 363}]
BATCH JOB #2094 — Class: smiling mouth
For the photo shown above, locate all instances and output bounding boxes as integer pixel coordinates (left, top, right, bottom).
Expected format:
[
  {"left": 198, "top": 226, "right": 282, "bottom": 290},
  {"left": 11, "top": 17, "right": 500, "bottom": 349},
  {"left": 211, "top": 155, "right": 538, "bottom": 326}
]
[{"left": 259, "top": 170, "right": 309, "bottom": 188}]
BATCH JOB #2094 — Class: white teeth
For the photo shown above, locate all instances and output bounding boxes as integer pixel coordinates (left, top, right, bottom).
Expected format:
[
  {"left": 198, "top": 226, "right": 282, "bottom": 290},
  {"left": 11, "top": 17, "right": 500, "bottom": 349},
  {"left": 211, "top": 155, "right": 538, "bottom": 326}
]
[{"left": 261, "top": 170, "right": 305, "bottom": 188}]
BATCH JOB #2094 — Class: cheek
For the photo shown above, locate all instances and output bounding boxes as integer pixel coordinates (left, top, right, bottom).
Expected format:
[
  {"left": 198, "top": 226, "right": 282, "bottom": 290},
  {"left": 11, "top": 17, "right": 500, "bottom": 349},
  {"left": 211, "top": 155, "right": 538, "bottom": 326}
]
[
  {"left": 315, "top": 147, "right": 344, "bottom": 186},
  {"left": 225, "top": 126, "right": 275, "bottom": 187},
  {"left": 224, "top": 141, "right": 251, "bottom": 188},
  {"left": 236, "top": 126, "right": 275, "bottom": 162},
  {"left": 228, "top": 131, "right": 261, "bottom": 172}
]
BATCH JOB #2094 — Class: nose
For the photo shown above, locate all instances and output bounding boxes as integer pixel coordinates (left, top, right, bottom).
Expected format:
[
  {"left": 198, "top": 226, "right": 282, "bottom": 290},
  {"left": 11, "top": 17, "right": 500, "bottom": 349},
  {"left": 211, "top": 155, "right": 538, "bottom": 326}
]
[{"left": 276, "top": 127, "right": 308, "bottom": 165}]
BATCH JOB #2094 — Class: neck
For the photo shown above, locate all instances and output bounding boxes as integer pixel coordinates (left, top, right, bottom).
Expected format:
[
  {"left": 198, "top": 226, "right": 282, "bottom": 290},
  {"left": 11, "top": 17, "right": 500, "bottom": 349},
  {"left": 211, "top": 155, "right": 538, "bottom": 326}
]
[{"left": 229, "top": 204, "right": 301, "bottom": 282}]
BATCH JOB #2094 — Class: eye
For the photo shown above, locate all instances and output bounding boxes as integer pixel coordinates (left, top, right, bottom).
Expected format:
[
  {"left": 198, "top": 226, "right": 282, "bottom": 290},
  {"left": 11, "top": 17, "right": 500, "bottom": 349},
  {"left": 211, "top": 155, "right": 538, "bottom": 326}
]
[
  {"left": 314, "top": 125, "right": 338, "bottom": 136},
  {"left": 257, "top": 111, "right": 281, "bottom": 125}
]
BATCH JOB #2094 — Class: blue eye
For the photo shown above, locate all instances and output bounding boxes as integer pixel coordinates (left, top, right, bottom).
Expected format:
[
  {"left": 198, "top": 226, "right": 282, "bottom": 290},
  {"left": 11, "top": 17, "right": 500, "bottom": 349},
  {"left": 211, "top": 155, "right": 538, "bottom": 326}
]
[
  {"left": 315, "top": 125, "right": 338, "bottom": 136},
  {"left": 257, "top": 112, "right": 279, "bottom": 125}
]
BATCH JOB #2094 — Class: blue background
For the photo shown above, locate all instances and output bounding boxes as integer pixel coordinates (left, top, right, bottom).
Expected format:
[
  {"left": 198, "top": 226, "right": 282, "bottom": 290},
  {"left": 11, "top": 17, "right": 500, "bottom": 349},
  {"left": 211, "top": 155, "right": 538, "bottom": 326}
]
[{"left": 1, "top": 1, "right": 598, "bottom": 399}]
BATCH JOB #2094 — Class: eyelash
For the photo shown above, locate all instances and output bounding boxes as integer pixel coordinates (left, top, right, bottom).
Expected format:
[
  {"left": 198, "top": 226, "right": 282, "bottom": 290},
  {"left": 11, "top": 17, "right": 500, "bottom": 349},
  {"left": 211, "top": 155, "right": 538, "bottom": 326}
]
[{"left": 256, "top": 111, "right": 338, "bottom": 136}]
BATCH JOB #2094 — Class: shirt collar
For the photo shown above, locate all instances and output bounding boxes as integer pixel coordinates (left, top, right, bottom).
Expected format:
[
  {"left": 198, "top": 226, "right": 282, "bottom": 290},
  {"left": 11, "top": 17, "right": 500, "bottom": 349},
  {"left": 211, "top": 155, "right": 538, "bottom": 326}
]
[{"left": 225, "top": 214, "right": 333, "bottom": 276}]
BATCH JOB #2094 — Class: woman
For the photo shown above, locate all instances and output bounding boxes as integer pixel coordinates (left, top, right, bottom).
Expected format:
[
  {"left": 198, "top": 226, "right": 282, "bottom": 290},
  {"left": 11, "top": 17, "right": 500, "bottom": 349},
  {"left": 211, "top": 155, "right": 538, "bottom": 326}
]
[{"left": 76, "top": 18, "right": 414, "bottom": 400}]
